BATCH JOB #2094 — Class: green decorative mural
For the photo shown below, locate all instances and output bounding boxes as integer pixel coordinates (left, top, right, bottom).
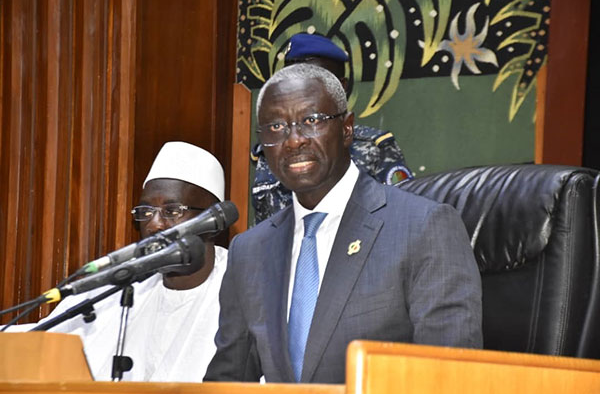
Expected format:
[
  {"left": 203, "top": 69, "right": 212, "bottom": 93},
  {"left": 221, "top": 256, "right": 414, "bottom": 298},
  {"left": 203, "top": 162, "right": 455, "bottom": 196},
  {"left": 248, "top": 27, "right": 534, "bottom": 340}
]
[{"left": 237, "top": 0, "right": 550, "bottom": 177}]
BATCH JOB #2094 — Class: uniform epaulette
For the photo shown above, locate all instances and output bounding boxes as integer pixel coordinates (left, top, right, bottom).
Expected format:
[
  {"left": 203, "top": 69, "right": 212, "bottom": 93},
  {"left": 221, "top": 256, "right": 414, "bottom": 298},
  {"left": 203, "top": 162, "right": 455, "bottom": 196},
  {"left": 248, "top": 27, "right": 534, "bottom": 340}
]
[
  {"left": 374, "top": 132, "right": 394, "bottom": 146},
  {"left": 352, "top": 124, "right": 390, "bottom": 141}
]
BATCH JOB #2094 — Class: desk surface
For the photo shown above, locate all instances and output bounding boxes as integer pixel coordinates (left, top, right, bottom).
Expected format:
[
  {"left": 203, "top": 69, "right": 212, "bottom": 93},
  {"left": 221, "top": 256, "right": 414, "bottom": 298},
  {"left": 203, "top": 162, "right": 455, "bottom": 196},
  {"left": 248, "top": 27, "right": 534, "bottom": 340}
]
[{"left": 0, "top": 381, "right": 345, "bottom": 394}]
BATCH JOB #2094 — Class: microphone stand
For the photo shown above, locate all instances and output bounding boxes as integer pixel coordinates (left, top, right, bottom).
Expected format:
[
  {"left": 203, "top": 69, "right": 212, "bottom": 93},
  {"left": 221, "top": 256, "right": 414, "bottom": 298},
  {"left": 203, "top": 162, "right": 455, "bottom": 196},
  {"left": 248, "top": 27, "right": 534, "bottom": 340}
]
[
  {"left": 30, "top": 285, "right": 124, "bottom": 332},
  {"left": 112, "top": 285, "right": 134, "bottom": 381},
  {"left": 30, "top": 284, "right": 136, "bottom": 381},
  {"left": 25, "top": 234, "right": 199, "bottom": 381},
  {"left": 31, "top": 271, "right": 157, "bottom": 381},
  {"left": 110, "top": 271, "right": 160, "bottom": 380}
]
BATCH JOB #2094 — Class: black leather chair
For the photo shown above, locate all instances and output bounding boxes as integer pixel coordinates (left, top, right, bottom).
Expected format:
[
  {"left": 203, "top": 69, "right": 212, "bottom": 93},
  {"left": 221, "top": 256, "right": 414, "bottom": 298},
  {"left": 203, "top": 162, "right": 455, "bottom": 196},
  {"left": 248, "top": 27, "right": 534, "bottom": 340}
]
[{"left": 398, "top": 164, "right": 600, "bottom": 359}]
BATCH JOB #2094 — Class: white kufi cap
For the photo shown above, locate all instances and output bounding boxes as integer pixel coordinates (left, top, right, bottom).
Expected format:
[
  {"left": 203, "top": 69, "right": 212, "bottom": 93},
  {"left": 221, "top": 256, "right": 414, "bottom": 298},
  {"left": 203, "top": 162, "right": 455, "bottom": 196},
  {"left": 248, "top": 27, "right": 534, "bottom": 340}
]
[{"left": 143, "top": 141, "right": 225, "bottom": 201}]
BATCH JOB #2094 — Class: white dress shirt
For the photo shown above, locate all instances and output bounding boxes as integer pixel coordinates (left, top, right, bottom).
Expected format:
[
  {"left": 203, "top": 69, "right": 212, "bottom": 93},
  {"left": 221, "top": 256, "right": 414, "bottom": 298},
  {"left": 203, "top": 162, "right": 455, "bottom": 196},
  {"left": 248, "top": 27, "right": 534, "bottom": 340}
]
[{"left": 287, "top": 161, "right": 360, "bottom": 319}]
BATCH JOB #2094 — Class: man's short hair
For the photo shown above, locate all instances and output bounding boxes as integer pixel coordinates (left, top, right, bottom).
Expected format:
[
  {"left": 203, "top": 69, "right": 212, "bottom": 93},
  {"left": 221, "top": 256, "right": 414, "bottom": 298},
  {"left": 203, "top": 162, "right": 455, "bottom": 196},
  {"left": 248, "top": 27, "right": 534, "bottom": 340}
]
[{"left": 256, "top": 63, "right": 347, "bottom": 116}]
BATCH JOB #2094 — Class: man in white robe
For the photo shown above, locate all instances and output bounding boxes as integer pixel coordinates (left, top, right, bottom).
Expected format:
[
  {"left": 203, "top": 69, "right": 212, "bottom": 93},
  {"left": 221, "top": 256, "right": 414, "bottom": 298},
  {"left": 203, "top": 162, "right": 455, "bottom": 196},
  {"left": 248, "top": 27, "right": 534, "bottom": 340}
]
[{"left": 6, "top": 141, "right": 228, "bottom": 382}]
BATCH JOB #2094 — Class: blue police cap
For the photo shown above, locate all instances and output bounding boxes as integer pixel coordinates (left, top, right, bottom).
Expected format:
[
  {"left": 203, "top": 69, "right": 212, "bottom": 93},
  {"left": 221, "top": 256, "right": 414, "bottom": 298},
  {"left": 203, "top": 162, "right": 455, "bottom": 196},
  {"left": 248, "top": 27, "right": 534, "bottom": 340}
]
[{"left": 285, "top": 33, "right": 349, "bottom": 63}]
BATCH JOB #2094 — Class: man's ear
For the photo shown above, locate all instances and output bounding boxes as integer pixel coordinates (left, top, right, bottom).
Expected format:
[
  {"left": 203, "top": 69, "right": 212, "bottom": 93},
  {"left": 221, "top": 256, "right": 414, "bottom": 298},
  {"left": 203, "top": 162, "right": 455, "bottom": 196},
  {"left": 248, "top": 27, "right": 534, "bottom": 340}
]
[{"left": 343, "top": 111, "right": 354, "bottom": 147}]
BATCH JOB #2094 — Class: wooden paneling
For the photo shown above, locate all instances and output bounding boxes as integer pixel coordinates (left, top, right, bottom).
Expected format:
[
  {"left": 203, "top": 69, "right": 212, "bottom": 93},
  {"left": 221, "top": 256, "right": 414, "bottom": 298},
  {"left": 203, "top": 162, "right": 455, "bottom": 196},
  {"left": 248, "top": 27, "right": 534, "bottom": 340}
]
[
  {"left": 0, "top": 0, "right": 238, "bottom": 322},
  {"left": 214, "top": 0, "right": 238, "bottom": 199},
  {"left": 229, "top": 84, "right": 252, "bottom": 238},
  {"left": 135, "top": 0, "right": 220, "bottom": 196},
  {"left": 134, "top": 0, "right": 217, "bottom": 165},
  {"left": 133, "top": 0, "right": 237, "bottom": 244},
  {"left": 537, "top": 0, "right": 591, "bottom": 165},
  {"left": 0, "top": 0, "right": 137, "bottom": 323}
]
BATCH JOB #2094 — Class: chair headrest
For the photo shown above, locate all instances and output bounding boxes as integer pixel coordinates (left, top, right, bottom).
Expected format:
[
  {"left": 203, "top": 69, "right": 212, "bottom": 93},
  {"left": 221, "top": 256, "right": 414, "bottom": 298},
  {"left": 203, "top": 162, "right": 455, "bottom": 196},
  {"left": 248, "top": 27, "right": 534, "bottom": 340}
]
[{"left": 398, "top": 165, "right": 598, "bottom": 272}]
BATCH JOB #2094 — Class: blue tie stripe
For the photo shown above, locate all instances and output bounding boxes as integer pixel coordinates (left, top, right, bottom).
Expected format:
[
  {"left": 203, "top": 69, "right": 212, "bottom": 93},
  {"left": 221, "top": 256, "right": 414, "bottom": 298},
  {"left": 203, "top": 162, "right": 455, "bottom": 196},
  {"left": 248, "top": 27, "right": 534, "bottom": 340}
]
[{"left": 288, "top": 212, "right": 327, "bottom": 382}]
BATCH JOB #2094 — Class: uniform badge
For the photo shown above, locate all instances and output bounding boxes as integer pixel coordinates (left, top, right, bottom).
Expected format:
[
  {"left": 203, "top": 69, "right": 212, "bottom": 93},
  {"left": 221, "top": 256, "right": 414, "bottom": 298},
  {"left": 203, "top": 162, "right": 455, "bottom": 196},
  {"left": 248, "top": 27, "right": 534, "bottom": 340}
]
[
  {"left": 385, "top": 164, "right": 412, "bottom": 185},
  {"left": 347, "top": 240, "right": 361, "bottom": 256}
]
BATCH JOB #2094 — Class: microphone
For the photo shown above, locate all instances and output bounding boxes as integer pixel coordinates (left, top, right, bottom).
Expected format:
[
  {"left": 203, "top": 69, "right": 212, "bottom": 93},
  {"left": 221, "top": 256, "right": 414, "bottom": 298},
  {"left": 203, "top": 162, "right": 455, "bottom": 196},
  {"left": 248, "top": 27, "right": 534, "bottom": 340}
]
[
  {"left": 45, "top": 235, "right": 205, "bottom": 302},
  {"left": 81, "top": 200, "right": 238, "bottom": 274}
]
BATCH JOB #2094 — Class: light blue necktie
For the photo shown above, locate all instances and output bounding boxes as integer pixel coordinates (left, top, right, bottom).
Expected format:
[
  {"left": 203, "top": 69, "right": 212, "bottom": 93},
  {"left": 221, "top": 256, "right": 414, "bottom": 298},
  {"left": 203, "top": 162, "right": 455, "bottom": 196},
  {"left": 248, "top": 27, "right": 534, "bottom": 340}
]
[{"left": 288, "top": 212, "right": 327, "bottom": 382}]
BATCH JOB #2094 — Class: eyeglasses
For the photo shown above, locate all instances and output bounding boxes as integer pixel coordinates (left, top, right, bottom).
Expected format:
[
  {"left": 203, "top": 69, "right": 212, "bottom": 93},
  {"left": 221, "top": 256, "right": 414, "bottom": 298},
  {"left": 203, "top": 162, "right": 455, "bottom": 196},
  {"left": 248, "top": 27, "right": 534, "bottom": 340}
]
[
  {"left": 257, "top": 111, "right": 346, "bottom": 146},
  {"left": 131, "top": 203, "right": 204, "bottom": 222}
]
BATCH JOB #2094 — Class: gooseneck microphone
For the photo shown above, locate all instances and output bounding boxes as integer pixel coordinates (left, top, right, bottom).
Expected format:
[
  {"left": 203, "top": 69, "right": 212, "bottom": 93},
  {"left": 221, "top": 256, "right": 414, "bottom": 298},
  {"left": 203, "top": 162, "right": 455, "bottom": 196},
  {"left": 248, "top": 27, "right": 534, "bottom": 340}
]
[
  {"left": 38, "top": 201, "right": 238, "bottom": 304},
  {"left": 0, "top": 201, "right": 238, "bottom": 329},
  {"left": 49, "top": 235, "right": 204, "bottom": 300},
  {"left": 81, "top": 200, "right": 238, "bottom": 274}
]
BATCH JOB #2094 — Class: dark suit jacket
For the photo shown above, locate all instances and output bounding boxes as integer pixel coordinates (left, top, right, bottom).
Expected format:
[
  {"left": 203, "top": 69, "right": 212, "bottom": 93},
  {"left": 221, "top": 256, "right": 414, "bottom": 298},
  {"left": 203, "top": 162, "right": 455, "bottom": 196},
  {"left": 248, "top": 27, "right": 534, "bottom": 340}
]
[{"left": 205, "top": 172, "right": 482, "bottom": 383}]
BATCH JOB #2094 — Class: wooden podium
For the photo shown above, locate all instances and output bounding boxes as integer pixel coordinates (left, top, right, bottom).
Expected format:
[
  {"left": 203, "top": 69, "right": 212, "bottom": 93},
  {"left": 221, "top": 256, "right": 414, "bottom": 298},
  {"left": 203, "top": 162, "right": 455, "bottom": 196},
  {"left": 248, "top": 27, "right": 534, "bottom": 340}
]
[
  {"left": 346, "top": 340, "right": 600, "bottom": 394},
  {"left": 1, "top": 334, "right": 600, "bottom": 393},
  {"left": 0, "top": 332, "right": 343, "bottom": 393},
  {"left": 0, "top": 332, "right": 92, "bottom": 382}
]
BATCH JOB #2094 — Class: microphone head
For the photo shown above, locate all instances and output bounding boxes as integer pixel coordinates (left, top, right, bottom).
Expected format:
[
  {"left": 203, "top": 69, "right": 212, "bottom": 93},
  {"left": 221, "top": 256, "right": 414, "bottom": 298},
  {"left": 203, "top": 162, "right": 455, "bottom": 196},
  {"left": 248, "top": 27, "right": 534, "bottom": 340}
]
[
  {"left": 164, "top": 200, "right": 239, "bottom": 239},
  {"left": 213, "top": 201, "right": 239, "bottom": 231},
  {"left": 135, "top": 234, "right": 171, "bottom": 258},
  {"left": 157, "top": 235, "right": 205, "bottom": 275}
]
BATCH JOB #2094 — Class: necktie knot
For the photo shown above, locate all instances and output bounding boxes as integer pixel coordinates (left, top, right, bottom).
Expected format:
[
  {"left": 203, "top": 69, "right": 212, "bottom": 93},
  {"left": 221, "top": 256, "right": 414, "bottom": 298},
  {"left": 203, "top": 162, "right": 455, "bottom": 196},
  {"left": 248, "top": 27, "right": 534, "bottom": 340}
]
[{"left": 303, "top": 212, "right": 327, "bottom": 238}]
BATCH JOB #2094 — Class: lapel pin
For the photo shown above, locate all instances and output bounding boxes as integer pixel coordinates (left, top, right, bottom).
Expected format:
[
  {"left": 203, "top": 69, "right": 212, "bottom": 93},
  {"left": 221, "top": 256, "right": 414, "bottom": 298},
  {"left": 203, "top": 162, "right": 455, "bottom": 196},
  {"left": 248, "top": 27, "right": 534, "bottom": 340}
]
[{"left": 347, "top": 240, "right": 361, "bottom": 256}]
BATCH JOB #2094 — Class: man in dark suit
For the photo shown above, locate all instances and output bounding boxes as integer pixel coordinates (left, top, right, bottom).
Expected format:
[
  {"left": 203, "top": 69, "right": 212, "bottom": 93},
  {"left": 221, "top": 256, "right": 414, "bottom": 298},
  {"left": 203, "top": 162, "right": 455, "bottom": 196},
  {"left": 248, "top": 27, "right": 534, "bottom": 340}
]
[{"left": 205, "top": 64, "right": 482, "bottom": 384}]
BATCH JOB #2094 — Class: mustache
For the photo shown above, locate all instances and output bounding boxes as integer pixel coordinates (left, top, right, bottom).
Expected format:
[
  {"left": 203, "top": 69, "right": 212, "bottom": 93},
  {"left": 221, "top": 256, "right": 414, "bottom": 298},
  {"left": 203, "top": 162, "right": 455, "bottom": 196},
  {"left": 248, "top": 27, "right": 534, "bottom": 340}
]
[{"left": 281, "top": 150, "right": 320, "bottom": 165}]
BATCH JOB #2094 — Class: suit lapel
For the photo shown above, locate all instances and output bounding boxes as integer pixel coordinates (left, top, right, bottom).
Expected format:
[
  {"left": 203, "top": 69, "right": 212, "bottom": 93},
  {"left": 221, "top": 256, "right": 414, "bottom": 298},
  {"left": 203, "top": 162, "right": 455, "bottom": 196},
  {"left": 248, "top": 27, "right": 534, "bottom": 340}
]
[
  {"left": 301, "top": 173, "right": 385, "bottom": 382},
  {"left": 263, "top": 208, "right": 296, "bottom": 382}
]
